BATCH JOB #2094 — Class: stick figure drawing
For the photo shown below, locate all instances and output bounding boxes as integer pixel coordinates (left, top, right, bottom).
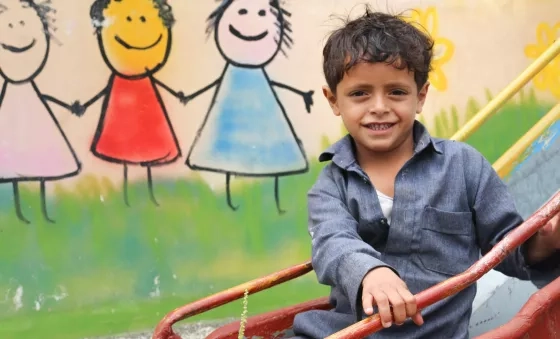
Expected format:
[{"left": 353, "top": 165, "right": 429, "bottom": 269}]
[
  {"left": 0, "top": 0, "right": 81, "bottom": 224},
  {"left": 185, "top": 0, "right": 314, "bottom": 214},
  {"left": 75, "top": 0, "right": 186, "bottom": 207}
]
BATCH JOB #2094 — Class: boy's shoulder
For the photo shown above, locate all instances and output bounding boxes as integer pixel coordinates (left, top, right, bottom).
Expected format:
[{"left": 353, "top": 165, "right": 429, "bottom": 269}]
[{"left": 431, "top": 136, "right": 484, "bottom": 159}]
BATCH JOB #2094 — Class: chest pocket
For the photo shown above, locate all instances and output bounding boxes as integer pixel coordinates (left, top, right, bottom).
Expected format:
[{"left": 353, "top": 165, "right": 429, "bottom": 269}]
[{"left": 419, "top": 206, "right": 476, "bottom": 276}]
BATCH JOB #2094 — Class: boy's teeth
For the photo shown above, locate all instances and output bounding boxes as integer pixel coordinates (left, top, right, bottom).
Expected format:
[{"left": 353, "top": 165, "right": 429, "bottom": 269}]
[{"left": 368, "top": 123, "right": 392, "bottom": 130}]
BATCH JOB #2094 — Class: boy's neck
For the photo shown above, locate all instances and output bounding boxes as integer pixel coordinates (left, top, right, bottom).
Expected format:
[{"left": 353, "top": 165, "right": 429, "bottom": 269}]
[{"left": 355, "top": 134, "right": 415, "bottom": 171}]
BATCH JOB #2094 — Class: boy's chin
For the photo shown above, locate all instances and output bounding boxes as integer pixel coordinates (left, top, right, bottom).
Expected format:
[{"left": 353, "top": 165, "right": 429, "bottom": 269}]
[{"left": 355, "top": 139, "right": 396, "bottom": 154}]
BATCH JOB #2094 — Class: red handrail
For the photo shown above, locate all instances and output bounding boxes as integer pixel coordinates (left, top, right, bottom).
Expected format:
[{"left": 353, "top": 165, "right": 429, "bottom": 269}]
[
  {"left": 151, "top": 261, "right": 313, "bottom": 339},
  {"left": 326, "top": 190, "right": 560, "bottom": 338}
]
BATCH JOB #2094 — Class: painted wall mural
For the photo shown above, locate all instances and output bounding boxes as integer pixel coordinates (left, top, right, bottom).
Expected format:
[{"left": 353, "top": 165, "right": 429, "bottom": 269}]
[
  {"left": 406, "top": 6, "right": 454, "bottom": 92},
  {"left": 79, "top": 0, "right": 185, "bottom": 207},
  {"left": 524, "top": 21, "right": 560, "bottom": 99},
  {"left": 0, "top": 0, "right": 81, "bottom": 224},
  {"left": 186, "top": 0, "right": 314, "bottom": 214},
  {"left": 0, "top": 1, "right": 558, "bottom": 339}
]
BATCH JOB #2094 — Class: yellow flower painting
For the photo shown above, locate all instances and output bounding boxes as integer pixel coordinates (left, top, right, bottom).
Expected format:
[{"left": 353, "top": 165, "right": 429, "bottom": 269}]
[
  {"left": 524, "top": 22, "right": 560, "bottom": 98},
  {"left": 405, "top": 7, "right": 455, "bottom": 92}
]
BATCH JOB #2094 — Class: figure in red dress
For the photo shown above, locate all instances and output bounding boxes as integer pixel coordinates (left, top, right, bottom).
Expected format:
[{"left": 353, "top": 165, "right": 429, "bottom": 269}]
[{"left": 76, "top": 0, "right": 186, "bottom": 206}]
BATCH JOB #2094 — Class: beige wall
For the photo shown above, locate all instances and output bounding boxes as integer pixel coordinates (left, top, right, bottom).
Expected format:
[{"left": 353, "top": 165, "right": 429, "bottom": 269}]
[{"left": 19, "top": 0, "right": 559, "bottom": 190}]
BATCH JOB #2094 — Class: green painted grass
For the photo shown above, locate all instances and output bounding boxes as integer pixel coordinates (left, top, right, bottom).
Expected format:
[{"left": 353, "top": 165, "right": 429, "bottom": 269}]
[
  {"left": 1, "top": 275, "right": 326, "bottom": 339},
  {"left": 0, "top": 89, "right": 554, "bottom": 339}
]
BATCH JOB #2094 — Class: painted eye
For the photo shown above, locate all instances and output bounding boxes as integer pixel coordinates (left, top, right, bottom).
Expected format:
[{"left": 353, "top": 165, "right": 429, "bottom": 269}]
[
  {"left": 19, "top": 20, "right": 25, "bottom": 26},
  {"left": 8, "top": 22, "right": 13, "bottom": 28},
  {"left": 140, "top": 16, "right": 146, "bottom": 23},
  {"left": 238, "top": 8, "right": 248, "bottom": 15},
  {"left": 126, "top": 16, "right": 132, "bottom": 22},
  {"left": 258, "top": 9, "right": 266, "bottom": 16}
]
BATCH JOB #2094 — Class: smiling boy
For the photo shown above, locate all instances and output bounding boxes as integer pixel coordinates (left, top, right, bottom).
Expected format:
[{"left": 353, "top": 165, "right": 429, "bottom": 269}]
[{"left": 291, "top": 8, "right": 560, "bottom": 339}]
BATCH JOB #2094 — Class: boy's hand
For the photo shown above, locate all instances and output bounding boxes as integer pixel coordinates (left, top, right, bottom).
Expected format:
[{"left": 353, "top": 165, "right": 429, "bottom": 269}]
[
  {"left": 538, "top": 212, "right": 560, "bottom": 248},
  {"left": 362, "top": 267, "right": 424, "bottom": 328},
  {"left": 526, "top": 211, "right": 560, "bottom": 265}
]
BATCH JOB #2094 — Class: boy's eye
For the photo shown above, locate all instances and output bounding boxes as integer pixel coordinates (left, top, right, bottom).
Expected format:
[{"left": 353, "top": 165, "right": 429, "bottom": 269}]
[
  {"left": 350, "top": 91, "right": 367, "bottom": 97},
  {"left": 390, "top": 89, "right": 407, "bottom": 96}
]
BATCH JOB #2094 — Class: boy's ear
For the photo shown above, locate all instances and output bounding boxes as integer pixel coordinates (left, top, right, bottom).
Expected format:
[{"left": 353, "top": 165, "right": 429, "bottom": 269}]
[
  {"left": 322, "top": 86, "right": 341, "bottom": 116},
  {"left": 416, "top": 81, "right": 430, "bottom": 114}
]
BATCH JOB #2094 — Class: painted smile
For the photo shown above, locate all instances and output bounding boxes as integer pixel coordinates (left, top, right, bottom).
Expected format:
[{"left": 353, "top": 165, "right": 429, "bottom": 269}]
[
  {"left": 229, "top": 25, "right": 268, "bottom": 41},
  {"left": 114, "top": 34, "right": 162, "bottom": 50},
  {"left": 1, "top": 39, "right": 36, "bottom": 53}
]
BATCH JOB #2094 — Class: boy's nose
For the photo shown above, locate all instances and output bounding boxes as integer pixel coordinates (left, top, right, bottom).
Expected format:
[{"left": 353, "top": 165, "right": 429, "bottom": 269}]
[{"left": 368, "top": 97, "right": 390, "bottom": 115}]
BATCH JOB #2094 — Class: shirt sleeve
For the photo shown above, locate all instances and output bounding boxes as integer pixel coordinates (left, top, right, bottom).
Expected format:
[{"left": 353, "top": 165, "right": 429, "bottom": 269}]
[
  {"left": 470, "top": 150, "right": 560, "bottom": 285},
  {"left": 308, "top": 164, "right": 398, "bottom": 318}
]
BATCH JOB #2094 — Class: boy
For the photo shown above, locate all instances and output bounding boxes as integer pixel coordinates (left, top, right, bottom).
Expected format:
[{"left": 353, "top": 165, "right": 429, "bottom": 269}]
[{"left": 291, "top": 7, "right": 560, "bottom": 339}]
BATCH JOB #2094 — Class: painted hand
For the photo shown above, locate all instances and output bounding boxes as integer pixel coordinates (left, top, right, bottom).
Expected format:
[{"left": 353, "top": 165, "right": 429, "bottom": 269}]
[
  {"left": 302, "top": 90, "right": 314, "bottom": 113},
  {"left": 539, "top": 211, "right": 560, "bottom": 249},
  {"left": 177, "top": 91, "right": 191, "bottom": 105},
  {"left": 70, "top": 101, "right": 86, "bottom": 117}
]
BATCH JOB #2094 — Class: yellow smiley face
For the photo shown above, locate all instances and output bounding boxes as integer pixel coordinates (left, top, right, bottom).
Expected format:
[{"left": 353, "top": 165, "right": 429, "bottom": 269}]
[{"left": 98, "top": 0, "right": 171, "bottom": 77}]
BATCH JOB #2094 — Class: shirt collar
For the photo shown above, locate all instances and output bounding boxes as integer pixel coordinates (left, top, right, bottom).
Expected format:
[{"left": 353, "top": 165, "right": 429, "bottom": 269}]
[{"left": 318, "top": 120, "right": 443, "bottom": 169}]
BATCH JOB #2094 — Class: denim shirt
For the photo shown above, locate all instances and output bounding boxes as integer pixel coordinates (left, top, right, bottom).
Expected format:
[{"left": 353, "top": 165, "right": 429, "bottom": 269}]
[{"left": 292, "top": 121, "right": 559, "bottom": 339}]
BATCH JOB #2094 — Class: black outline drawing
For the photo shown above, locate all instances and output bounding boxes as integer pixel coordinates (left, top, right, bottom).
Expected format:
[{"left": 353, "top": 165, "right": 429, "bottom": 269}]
[
  {"left": 184, "top": 0, "right": 314, "bottom": 215},
  {"left": 76, "top": 0, "right": 185, "bottom": 207},
  {"left": 0, "top": 0, "right": 81, "bottom": 224}
]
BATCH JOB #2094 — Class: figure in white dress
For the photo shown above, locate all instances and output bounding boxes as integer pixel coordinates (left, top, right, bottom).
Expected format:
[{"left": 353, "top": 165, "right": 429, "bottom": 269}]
[
  {"left": 185, "top": 0, "right": 314, "bottom": 214},
  {"left": 0, "top": 0, "right": 81, "bottom": 223}
]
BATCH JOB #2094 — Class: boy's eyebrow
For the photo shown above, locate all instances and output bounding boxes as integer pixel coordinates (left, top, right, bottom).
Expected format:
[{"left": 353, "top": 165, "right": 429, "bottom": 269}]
[
  {"left": 0, "top": 3, "right": 7, "bottom": 12},
  {"left": 384, "top": 81, "right": 413, "bottom": 89},
  {"left": 346, "top": 82, "right": 413, "bottom": 90}
]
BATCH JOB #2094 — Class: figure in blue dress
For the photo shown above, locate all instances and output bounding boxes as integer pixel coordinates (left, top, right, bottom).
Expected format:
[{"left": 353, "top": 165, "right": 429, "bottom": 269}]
[{"left": 185, "top": 0, "right": 314, "bottom": 214}]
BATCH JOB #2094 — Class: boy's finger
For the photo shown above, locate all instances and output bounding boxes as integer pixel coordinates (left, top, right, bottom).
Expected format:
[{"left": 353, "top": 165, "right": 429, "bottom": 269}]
[
  {"left": 539, "top": 221, "right": 553, "bottom": 236},
  {"left": 397, "top": 286, "right": 418, "bottom": 317},
  {"left": 362, "top": 292, "right": 375, "bottom": 315},
  {"left": 412, "top": 312, "right": 425, "bottom": 326},
  {"left": 385, "top": 289, "right": 406, "bottom": 325},
  {"left": 372, "top": 291, "right": 392, "bottom": 328},
  {"left": 540, "top": 213, "right": 559, "bottom": 236}
]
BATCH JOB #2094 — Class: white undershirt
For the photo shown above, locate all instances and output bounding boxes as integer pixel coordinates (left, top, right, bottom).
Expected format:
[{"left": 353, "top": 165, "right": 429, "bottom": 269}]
[{"left": 376, "top": 190, "right": 394, "bottom": 225}]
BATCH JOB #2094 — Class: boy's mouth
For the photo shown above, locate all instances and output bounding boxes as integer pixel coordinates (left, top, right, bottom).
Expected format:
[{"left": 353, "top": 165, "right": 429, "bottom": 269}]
[{"left": 363, "top": 123, "right": 395, "bottom": 131}]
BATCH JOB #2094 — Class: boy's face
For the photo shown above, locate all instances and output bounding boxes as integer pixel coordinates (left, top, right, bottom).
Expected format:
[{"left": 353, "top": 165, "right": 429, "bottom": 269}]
[
  {"left": 324, "top": 61, "right": 429, "bottom": 155},
  {"left": 99, "top": 0, "right": 170, "bottom": 77}
]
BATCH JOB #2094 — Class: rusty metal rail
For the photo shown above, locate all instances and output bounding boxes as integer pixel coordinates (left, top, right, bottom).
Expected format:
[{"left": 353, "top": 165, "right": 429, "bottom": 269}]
[{"left": 151, "top": 261, "right": 313, "bottom": 339}]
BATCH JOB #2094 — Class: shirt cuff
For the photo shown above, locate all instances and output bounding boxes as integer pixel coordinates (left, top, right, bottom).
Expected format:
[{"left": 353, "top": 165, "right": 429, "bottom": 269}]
[{"left": 521, "top": 244, "right": 560, "bottom": 288}]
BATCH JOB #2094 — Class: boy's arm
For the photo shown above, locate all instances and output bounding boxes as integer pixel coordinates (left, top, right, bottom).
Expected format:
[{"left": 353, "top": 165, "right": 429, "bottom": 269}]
[
  {"left": 469, "top": 151, "right": 560, "bottom": 286},
  {"left": 308, "top": 165, "right": 398, "bottom": 317}
]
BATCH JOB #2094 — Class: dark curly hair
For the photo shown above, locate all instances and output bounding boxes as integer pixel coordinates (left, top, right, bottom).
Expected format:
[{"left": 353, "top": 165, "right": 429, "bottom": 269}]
[
  {"left": 323, "top": 6, "right": 434, "bottom": 94},
  {"left": 15, "top": 0, "right": 57, "bottom": 39},
  {"left": 89, "top": 0, "right": 175, "bottom": 31}
]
